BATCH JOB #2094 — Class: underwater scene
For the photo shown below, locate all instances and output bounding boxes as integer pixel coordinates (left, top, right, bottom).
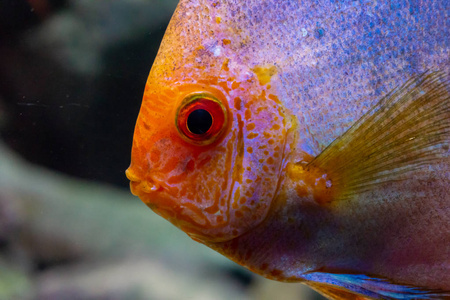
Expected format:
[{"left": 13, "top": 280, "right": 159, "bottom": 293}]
[{"left": 2, "top": 0, "right": 449, "bottom": 299}]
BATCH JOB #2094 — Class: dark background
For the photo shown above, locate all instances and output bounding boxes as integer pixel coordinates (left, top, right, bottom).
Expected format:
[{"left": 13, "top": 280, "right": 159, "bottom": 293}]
[{"left": 0, "top": 0, "right": 168, "bottom": 188}]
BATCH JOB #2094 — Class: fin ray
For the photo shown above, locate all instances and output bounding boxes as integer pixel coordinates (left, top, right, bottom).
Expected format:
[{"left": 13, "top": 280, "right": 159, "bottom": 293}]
[
  {"left": 304, "top": 272, "right": 450, "bottom": 300},
  {"left": 307, "top": 71, "right": 450, "bottom": 200},
  {"left": 308, "top": 282, "right": 371, "bottom": 300}
]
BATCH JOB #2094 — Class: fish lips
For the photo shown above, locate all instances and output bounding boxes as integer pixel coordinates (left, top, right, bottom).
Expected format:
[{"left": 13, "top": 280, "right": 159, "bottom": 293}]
[{"left": 126, "top": 168, "right": 221, "bottom": 240}]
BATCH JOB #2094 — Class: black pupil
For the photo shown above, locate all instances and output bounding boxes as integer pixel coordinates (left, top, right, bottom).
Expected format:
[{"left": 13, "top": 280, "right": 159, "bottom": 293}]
[{"left": 187, "top": 109, "right": 213, "bottom": 135}]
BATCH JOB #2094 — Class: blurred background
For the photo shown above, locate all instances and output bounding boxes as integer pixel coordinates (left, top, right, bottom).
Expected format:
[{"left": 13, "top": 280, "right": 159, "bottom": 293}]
[{"left": 0, "top": 0, "right": 326, "bottom": 299}]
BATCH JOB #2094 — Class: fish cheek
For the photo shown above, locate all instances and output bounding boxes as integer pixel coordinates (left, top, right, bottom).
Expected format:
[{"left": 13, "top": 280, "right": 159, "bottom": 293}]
[
  {"left": 160, "top": 141, "right": 237, "bottom": 241},
  {"left": 218, "top": 91, "right": 290, "bottom": 240}
]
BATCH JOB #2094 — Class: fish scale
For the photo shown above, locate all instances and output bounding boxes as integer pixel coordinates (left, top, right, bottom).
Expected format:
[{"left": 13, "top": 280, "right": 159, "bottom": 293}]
[
  {"left": 263, "top": 0, "right": 448, "bottom": 149},
  {"left": 127, "top": 0, "right": 450, "bottom": 298}
]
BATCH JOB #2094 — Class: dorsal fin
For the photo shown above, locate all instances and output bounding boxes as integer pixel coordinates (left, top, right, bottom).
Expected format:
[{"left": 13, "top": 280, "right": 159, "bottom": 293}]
[{"left": 306, "top": 71, "right": 449, "bottom": 201}]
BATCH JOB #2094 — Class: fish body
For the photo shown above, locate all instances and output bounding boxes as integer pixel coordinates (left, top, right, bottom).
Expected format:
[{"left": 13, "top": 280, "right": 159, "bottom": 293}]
[{"left": 126, "top": 0, "right": 450, "bottom": 299}]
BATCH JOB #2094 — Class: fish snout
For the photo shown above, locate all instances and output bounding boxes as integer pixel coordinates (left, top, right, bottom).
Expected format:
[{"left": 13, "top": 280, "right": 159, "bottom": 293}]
[
  {"left": 125, "top": 168, "right": 140, "bottom": 182},
  {"left": 125, "top": 168, "right": 161, "bottom": 196}
]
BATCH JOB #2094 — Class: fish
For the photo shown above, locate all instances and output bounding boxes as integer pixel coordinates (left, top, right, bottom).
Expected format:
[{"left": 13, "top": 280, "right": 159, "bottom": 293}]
[{"left": 125, "top": 0, "right": 450, "bottom": 299}]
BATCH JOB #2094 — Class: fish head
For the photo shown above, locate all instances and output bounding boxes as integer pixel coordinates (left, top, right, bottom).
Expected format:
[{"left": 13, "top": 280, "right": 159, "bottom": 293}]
[{"left": 126, "top": 1, "right": 294, "bottom": 243}]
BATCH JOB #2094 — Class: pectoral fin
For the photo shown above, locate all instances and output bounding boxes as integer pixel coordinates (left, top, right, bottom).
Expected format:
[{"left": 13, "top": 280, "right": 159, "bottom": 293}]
[
  {"left": 306, "top": 71, "right": 449, "bottom": 202},
  {"left": 304, "top": 272, "right": 450, "bottom": 300}
]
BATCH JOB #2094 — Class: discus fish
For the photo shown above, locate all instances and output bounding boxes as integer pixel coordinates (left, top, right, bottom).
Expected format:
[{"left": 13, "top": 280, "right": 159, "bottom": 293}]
[{"left": 126, "top": 0, "right": 450, "bottom": 299}]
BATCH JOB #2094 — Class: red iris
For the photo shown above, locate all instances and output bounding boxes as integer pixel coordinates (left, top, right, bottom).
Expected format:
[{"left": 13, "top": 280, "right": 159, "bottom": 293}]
[{"left": 176, "top": 94, "right": 227, "bottom": 144}]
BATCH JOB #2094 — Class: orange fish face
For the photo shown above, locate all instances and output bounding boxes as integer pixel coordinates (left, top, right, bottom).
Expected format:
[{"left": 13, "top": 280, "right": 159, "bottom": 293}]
[
  {"left": 126, "top": 62, "right": 294, "bottom": 242},
  {"left": 125, "top": 0, "right": 299, "bottom": 243}
]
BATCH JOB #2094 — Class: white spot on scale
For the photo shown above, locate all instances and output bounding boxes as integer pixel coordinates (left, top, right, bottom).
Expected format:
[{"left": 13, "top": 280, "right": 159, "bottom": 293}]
[
  {"left": 301, "top": 28, "right": 308, "bottom": 37},
  {"left": 213, "top": 46, "right": 222, "bottom": 56}
]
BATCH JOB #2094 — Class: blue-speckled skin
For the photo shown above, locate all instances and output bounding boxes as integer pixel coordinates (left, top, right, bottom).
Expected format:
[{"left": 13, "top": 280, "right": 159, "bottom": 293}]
[
  {"left": 269, "top": 0, "right": 449, "bottom": 154},
  {"left": 128, "top": 0, "right": 449, "bottom": 297},
  {"left": 156, "top": 0, "right": 449, "bottom": 154}
]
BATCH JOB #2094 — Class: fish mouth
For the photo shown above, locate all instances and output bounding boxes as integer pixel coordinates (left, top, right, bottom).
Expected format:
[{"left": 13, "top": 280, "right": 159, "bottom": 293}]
[
  {"left": 125, "top": 168, "right": 215, "bottom": 236},
  {"left": 125, "top": 168, "right": 180, "bottom": 219},
  {"left": 129, "top": 179, "right": 162, "bottom": 195},
  {"left": 125, "top": 169, "right": 175, "bottom": 219},
  {"left": 125, "top": 168, "right": 163, "bottom": 196}
]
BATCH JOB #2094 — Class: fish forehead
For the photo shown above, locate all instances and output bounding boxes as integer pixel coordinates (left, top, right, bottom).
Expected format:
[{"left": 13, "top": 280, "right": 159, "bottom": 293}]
[{"left": 162, "top": 0, "right": 449, "bottom": 155}]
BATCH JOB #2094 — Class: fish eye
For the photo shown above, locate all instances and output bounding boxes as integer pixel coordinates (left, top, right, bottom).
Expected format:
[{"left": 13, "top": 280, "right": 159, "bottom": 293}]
[
  {"left": 176, "top": 94, "right": 227, "bottom": 145},
  {"left": 187, "top": 109, "right": 212, "bottom": 134}
]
